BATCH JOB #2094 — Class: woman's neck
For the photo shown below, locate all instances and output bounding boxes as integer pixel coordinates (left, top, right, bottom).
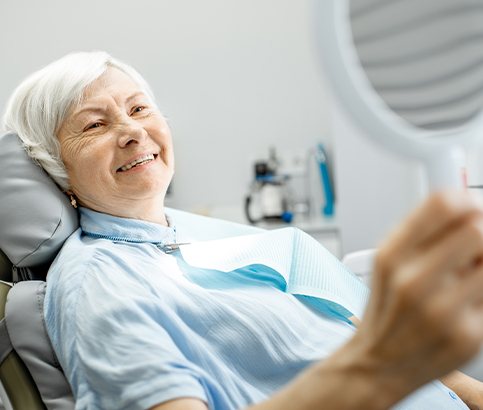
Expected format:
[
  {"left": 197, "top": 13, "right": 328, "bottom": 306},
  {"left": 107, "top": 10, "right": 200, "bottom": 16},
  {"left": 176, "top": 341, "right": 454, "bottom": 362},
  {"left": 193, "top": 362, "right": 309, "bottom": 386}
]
[{"left": 80, "top": 197, "right": 169, "bottom": 226}]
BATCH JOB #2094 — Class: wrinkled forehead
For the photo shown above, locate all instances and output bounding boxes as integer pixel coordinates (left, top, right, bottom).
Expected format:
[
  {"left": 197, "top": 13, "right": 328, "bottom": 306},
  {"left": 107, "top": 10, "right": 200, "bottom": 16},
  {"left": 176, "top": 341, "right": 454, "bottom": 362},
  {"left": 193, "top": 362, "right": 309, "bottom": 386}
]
[
  {"left": 80, "top": 67, "right": 144, "bottom": 104},
  {"left": 65, "top": 67, "right": 154, "bottom": 121}
]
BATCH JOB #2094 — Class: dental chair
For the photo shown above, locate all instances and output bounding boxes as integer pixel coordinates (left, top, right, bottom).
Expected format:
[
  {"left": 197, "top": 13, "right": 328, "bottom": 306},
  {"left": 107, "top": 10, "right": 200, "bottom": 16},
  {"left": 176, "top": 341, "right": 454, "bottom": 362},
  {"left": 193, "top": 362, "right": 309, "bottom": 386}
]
[
  {"left": 3, "top": 128, "right": 483, "bottom": 410},
  {"left": 0, "top": 132, "right": 78, "bottom": 409},
  {"left": 0, "top": 132, "right": 267, "bottom": 409}
]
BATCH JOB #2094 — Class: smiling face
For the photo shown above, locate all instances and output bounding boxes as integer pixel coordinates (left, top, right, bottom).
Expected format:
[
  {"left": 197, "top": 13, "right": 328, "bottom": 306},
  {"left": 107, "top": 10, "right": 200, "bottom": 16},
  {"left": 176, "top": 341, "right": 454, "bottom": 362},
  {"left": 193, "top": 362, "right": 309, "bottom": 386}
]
[{"left": 58, "top": 67, "right": 174, "bottom": 224}]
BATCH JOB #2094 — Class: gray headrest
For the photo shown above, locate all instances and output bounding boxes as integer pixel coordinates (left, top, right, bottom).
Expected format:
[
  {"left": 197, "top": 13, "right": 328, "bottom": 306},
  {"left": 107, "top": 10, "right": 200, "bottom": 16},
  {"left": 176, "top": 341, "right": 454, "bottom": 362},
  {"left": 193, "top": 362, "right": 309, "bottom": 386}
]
[
  {"left": 0, "top": 133, "right": 78, "bottom": 271},
  {"left": 6, "top": 281, "right": 74, "bottom": 408}
]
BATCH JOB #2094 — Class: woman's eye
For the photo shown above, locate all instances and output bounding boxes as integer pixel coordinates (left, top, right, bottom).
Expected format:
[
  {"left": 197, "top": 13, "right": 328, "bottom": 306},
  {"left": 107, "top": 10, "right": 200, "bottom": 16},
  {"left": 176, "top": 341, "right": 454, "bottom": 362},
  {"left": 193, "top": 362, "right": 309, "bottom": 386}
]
[
  {"left": 131, "top": 106, "right": 146, "bottom": 115},
  {"left": 84, "top": 122, "right": 102, "bottom": 131}
]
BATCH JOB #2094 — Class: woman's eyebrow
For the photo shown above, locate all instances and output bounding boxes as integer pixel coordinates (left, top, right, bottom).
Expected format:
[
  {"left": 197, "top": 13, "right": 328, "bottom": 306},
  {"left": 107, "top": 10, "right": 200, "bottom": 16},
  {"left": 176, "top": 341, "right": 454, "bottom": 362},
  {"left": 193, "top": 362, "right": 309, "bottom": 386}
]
[
  {"left": 72, "top": 92, "right": 146, "bottom": 120},
  {"left": 126, "top": 91, "right": 147, "bottom": 104},
  {"left": 72, "top": 106, "right": 107, "bottom": 121}
]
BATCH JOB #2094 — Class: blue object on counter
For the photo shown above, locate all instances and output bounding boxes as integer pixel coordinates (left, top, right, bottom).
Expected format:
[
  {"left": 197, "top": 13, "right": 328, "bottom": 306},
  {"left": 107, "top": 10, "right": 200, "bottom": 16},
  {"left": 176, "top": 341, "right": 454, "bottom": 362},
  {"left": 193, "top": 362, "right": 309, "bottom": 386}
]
[
  {"left": 315, "top": 143, "right": 335, "bottom": 217},
  {"left": 281, "top": 211, "right": 293, "bottom": 223}
]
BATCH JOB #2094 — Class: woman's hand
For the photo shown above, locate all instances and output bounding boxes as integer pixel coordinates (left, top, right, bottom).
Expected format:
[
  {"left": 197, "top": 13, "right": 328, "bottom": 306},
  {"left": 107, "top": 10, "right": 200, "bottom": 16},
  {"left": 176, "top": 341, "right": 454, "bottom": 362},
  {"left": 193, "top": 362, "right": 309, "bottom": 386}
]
[
  {"left": 352, "top": 191, "right": 483, "bottom": 403},
  {"left": 250, "top": 191, "right": 483, "bottom": 410}
]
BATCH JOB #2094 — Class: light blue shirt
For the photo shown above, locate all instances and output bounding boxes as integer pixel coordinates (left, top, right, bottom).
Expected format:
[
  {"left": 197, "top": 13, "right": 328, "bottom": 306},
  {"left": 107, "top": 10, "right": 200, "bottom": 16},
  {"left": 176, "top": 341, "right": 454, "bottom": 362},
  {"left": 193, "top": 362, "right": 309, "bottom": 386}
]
[{"left": 44, "top": 208, "right": 468, "bottom": 410}]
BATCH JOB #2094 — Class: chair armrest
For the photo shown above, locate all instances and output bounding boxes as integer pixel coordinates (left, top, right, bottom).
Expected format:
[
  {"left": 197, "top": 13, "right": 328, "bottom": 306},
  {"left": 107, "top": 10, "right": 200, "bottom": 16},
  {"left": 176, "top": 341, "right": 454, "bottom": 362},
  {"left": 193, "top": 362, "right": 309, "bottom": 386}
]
[{"left": 342, "top": 249, "right": 377, "bottom": 286}]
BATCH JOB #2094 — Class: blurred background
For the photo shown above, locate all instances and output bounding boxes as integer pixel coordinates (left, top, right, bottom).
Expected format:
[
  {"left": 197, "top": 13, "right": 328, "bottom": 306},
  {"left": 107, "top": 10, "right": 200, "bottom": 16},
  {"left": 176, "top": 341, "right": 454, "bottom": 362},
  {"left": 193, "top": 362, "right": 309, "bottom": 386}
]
[{"left": 2, "top": 0, "right": 483, "bottom": 258}]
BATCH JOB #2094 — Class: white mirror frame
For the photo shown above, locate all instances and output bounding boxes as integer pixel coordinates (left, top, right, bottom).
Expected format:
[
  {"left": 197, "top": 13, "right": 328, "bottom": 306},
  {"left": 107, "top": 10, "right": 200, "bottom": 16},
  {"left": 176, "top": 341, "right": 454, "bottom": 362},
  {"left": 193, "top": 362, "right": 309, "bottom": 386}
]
[{"left": 314, "top": 0, "right": 483, "bottom": 189}]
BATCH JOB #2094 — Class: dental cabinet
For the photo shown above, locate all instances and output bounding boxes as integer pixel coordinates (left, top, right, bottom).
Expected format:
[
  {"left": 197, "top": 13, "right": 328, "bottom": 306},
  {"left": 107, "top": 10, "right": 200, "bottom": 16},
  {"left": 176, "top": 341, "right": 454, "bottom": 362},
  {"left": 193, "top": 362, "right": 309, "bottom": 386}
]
[{"left": 206, "top": 205, "right": 341, "bottom": 258}]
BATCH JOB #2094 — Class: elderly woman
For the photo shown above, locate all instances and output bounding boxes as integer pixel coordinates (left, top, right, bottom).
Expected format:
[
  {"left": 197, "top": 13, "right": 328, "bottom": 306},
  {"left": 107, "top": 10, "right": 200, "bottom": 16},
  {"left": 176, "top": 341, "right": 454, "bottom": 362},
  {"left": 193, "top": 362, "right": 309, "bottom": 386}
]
[{"left": 3, "top": 51, "right": 483, "bottom": 410}]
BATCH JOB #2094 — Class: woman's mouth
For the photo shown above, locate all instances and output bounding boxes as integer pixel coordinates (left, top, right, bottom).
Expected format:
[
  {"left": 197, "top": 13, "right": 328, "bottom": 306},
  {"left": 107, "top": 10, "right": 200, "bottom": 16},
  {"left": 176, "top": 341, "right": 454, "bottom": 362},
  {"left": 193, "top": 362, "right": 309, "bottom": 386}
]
[{"left": 117, "top": 153, "right": 158, "bottom": 172}]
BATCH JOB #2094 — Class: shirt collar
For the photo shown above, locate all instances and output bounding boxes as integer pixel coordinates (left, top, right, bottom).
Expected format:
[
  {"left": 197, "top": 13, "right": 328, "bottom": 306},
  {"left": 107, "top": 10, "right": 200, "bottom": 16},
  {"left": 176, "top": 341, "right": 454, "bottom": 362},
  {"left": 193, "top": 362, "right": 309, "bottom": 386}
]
[{"left": 79, "top": 207, "right": 177, "bottom": 245}]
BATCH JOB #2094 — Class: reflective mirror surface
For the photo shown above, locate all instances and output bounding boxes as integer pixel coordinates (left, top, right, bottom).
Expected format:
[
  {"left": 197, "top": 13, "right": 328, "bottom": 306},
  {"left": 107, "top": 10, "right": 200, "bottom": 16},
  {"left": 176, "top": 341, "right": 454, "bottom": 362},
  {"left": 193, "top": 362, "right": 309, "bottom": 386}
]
[{"left": 350, "top": 0, "right": 483, "bottom": 133}]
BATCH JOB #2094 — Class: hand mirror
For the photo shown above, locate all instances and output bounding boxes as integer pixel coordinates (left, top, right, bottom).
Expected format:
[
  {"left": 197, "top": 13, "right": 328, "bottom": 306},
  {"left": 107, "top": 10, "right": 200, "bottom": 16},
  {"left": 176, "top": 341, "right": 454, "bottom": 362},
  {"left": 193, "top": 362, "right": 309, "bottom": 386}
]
[{"left": 316, "top": 0, "right": 483, "bottom": 190}]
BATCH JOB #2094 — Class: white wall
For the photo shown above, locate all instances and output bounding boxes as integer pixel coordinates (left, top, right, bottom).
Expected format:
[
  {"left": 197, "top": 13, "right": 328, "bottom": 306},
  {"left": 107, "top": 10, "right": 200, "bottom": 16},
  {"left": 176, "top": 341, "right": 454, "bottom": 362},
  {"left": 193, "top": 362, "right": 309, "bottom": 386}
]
[
  {"left": 331, "top": 96, "right": 426, "bottom": 255},
  {"left": 0, "top": 0, "right": 332, "bottom": 213},
  {"left": 1, "top": 0, "right": 450, "bottom": 255}
]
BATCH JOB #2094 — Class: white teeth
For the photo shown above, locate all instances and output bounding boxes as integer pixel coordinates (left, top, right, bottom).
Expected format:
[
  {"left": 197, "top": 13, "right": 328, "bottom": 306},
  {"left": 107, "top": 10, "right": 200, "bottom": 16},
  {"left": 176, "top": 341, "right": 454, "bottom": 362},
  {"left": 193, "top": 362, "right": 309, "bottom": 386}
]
[{"left": 119, "top": 154, "right": 155, "bottom": 172}]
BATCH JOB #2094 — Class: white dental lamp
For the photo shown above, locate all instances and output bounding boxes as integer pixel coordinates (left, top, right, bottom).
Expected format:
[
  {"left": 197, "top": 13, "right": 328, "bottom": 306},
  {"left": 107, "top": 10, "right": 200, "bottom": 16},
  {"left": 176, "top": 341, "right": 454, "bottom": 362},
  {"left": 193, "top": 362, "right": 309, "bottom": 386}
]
[{"left": 315, "top": 0, "right": 483, "bottom": 190}]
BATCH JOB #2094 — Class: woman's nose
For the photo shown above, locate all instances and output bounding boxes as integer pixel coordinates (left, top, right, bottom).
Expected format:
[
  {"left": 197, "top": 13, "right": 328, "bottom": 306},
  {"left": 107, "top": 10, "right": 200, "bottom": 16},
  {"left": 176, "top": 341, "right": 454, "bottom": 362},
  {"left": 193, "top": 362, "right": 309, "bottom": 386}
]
[{"left": 117, "top": 119, "right": 147, "bottom": 147}]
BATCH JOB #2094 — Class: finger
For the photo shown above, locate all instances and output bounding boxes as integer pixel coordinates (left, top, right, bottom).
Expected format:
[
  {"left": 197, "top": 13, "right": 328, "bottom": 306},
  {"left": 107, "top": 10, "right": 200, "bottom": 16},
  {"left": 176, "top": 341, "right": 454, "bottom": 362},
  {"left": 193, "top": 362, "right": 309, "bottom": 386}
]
[
  {"left": 452, "top": 263, "right": 483, "bottom": 307},
  {"left": 378, "top": 191, "right": 483, "bottom": 268},
  {"left": 419, "top": 267, "right": 483, "bottom": 352},
  {"left": 446, "top": 278, "right": 483, "bottom": 350},
  {"left": 428, "top": 215, "right": 483, "bottom": 274},
  {"left": 387, "top": 215, "right": 483, "bottom": 297}
]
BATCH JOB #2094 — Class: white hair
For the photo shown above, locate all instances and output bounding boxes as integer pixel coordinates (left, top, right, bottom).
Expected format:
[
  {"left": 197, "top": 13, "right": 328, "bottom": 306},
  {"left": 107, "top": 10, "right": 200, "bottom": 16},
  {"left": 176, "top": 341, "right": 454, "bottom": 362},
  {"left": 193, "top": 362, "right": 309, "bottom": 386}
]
[{"left": 1, "top": 51, "right": 156, "bottom": 190}]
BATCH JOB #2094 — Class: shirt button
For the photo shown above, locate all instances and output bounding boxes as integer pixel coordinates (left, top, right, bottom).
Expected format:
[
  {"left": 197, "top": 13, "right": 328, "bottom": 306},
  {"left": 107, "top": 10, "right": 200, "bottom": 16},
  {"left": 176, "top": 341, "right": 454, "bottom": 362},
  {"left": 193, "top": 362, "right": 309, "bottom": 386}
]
[{"left": 448, "top": 391, "right": 458, "bottom": 400}]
